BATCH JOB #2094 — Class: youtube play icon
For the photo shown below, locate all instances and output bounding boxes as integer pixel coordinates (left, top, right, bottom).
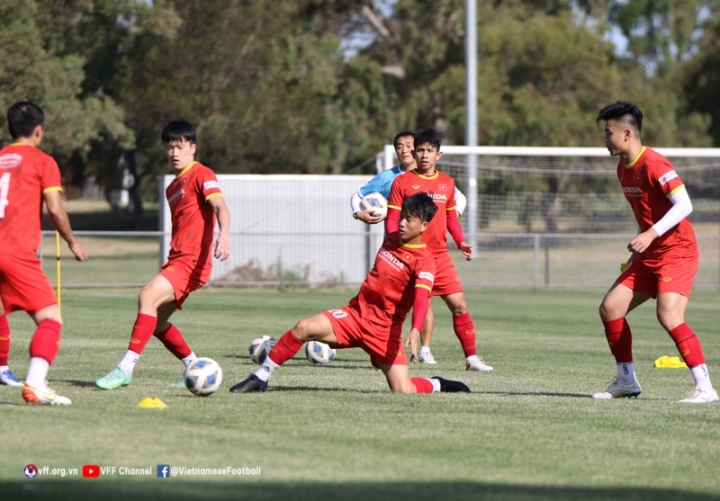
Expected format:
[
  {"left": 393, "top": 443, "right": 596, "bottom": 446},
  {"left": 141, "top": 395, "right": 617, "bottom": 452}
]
[{"left": 82, "top": 464, "right": 100, "bottom": 478}]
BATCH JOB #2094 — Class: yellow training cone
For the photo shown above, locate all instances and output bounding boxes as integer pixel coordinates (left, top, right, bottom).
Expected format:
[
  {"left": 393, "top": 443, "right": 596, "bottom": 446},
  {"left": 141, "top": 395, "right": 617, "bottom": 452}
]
[
  {"left": 135, "top": 397, "right": 168, "bottom": 409},
  {"left": 653, "top": 356, "right": 688, "bottom": 369}
]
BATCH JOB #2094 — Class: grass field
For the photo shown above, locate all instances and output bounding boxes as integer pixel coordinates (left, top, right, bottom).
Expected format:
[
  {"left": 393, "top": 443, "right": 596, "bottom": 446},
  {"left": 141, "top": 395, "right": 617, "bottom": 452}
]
[{"left": 2, "top": 288, "right": 720, "bottom": 500}]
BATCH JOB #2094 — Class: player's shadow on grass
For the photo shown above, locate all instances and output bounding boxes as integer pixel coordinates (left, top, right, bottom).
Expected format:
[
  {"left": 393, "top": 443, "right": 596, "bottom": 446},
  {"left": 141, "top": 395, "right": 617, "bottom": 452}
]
[
  {"left": 63, "top": 379, "right": 101, "bottom": 388},
  {"left": 227, "top": 354, "right": 376, "bottom": 372},
  {"left": 478, "top": 390, "right": 591, "bottom": 399},
  {"left": 477, "top": 390, "right": 672, "bottom": 400},
  {"left": 2, "top": 480, "right": 717, "bottom": 501}
]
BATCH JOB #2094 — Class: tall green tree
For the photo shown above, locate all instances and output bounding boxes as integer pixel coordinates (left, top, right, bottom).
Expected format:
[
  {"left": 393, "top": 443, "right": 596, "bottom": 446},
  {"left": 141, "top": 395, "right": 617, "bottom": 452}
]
[
  {"left": 684, "top": 9, "right": 720, "bottom": 145},
  {"left": 0, "top": 0, "right": 134, "bottom": 189}
]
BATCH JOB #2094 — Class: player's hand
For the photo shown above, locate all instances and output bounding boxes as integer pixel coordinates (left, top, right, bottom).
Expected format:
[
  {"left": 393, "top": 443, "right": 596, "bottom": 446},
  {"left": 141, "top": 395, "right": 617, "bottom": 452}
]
[
  {"left": 214, "top": 237, "right": 230, "bottom": 261},
  {"left": 627, "top": 229, "right": 658, "bottom": 254},
  {"left": 404, "top": 328, "right": 421, "bottom": 362},
  {"left": 459, "top": 242, "right": 474, "bottom": 261},
  {"left": 355, "top": 209, "right": 384, "bottom": 225},
  {"left": 68, "top": 240, "right": 88, "bottom": 262}
]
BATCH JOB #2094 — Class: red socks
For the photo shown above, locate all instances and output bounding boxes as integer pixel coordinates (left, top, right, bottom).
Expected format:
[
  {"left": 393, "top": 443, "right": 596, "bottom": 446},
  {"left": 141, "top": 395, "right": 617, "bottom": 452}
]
[
  {"left": 127, "top": 313, "right": 157, "bottom": 354},
  {"left": 28, "top": 319, "right": 62, "bottom": 364},
  {"left": 268, "top": 330, "right": 304, "bottom": 366},
  {"left": 0, "top": 315, "right": 9, "bottom": 366},
  {"left": 669, "top": 323, "right": 705, "bottom": 368},
  {"left": 453, "top": 312, "right": 477, "bottom": 357},
  {"left": 155, "top": 324, "right": 192, "bottom": 360},
  {"left": 411, "top": 377, "right": 434, "bottom": 393},
  {"left": 603, "top": 318, "right": 633, "bottom": 363}
]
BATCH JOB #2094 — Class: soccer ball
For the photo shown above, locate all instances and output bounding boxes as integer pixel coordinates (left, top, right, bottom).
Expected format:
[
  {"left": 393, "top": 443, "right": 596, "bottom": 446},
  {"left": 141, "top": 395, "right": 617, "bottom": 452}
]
[
  {"left": 360, "top": 192, "right": 388, "bottom": 219},
  {"left": 249, "top": 335, "right": 276, "bottom": 365},
  {"left": 184, "top": 357, "right": 223, "bottom": 397},
  {"left": 305, "top": 341, "right": 336, "bottom": 364}
]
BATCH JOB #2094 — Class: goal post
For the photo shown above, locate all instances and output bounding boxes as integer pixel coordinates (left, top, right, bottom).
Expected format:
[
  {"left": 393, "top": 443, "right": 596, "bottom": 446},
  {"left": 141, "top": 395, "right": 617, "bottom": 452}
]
[{"left": 382, "top": 145, "right": 720, "bottom": 290}]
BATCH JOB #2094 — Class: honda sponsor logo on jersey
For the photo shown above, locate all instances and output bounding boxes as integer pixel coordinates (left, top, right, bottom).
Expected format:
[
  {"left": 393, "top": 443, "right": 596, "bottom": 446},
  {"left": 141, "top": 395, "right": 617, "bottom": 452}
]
[
  {"left": 0, "top": 153, "right": 22, "bottom": 169},
  {"left": 167, "top": 189, "right": 185, "bottom": 206},
  {"left": 658, "top": 171, "right": 678, "bottom": 186},
  {"left": 378, "top": 247, "right": 404, "bottom": 271},
  {"left": 622, "top": 187, "right": 643, "bottom": 196}
]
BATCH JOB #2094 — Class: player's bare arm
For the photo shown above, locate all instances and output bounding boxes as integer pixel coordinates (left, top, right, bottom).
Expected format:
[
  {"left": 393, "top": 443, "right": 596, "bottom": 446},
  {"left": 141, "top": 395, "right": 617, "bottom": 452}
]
[
  {"left": 208, "top": 195, "right": 231, "bottom": 261},
  {"left": 43, "top": 190, "right": 87, "bottom": 261},
  {"left": 404, "top": 327, "right": 422, "bottom": 361}
]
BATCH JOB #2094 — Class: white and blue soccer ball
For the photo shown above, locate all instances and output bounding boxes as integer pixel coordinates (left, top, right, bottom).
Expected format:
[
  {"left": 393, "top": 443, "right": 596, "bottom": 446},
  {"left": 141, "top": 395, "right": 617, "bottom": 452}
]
[
  {"left": 360, "top": 192, "right": 388, "bottom": 219},
  {"left": 249, "top": 335, "right": 276, "bottom": 365},
  {"left": 184, "top": 357, "right": 223, "bottom": 397},
  {"left": 305, "top": 341, "right": 337, "bottom": 365}
]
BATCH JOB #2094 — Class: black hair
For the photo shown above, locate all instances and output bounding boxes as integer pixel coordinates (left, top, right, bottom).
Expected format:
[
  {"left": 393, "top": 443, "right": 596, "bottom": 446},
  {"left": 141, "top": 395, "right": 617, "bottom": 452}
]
[
  {"left": 596, "top": 101, "right": 643, "bottom": 133},
  {"left": 401, "top": 192, "right": 438, "bottom": 224},
  {"left": 7, "top": 101, "right": 45, "bottom": 139},
  {"left": 393, "top": 130, "right": 415, "bottom": 149},
  {"left": 414, "top": 128, "right": 442, "bottom": 150},
  {"left": 161, "top": 120, "right": 197, "bottom": 145}
]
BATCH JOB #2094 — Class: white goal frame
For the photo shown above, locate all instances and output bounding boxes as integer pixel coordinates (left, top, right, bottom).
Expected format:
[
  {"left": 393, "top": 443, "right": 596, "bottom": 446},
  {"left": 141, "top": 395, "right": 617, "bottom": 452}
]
[{"left": 382, "top": 145, "right": 720, "bottom": 249}]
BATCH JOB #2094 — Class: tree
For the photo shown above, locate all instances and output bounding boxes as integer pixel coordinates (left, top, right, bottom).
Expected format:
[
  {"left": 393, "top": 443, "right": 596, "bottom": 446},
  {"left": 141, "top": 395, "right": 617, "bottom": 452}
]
[
  {"left": 0, "top": 0, "right": 134, "bottom": 193},
  {"left": 682, "top": 8, "right": 720, "bottom": 145}
]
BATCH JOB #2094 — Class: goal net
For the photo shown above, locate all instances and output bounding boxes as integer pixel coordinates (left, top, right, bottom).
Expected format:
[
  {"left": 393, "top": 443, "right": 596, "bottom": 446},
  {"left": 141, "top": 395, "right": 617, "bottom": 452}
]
[{"left": 381, "top": 146, "right": 720, "bottom": 290}]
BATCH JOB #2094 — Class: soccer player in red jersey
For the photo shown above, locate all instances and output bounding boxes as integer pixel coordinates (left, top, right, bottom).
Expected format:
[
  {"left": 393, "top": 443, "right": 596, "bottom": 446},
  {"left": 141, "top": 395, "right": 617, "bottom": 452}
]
[
  {"left": 0, "top": 101, "right": 88, "bottom": 405},
  {"left": 593, "top": 101, "right": 717, "bottom": 403},
  {"left": 96, "top": 120, "right": 230, "bottom": 390},
  {"left": 229, "top": 193, "right": 470, "bottom": 394},
  {"left": 350, "top": 130, "right": 468, "bottom": 365},
  {"left": 386, "top": 128, "right": 493, "bottom": 372}
]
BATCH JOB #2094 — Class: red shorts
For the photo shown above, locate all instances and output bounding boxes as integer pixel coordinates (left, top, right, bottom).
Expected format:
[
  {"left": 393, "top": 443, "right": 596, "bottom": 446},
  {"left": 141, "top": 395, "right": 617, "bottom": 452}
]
[
  {"left": 430, "top": 253, "right": 463, "bottom": 297},
  {"left": 159, "top": 257, "right": 212, "bottom": 308},
  {"left": 0, "top": 254, "right": 57, "bottom": 314},
  {"left": 322, "top": 306, "right": 407, "bottom": 367},
  {"left": 618, "top": 254, "right": 698, "bottom": 298}
]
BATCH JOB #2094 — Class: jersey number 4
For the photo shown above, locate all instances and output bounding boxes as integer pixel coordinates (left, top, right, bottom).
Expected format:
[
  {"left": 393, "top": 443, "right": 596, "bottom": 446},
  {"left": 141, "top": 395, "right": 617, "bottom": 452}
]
[{"left": 0, "top": 172, "right": 9, "bottom": 218}]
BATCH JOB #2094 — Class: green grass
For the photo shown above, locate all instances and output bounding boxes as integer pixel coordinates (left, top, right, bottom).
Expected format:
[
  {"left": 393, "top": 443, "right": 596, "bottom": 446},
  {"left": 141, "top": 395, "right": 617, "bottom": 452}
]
[{"left": 2, "top": 289, "right": 720, "bottom": 500}]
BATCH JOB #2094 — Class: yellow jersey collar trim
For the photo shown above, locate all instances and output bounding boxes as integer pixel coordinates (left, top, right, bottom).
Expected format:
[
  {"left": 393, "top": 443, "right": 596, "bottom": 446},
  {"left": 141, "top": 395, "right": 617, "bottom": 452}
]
[
  {"left": 413, "top": 170, "right": 438, "bottom": 180},
  {"left": 176, "top": 161, "right": 197, "bottom": 178},
  {"left": 625, "top": 146, "right": 646, "bottom": 169},
  {"left": 400, "top": 242, "right": 426, "bottom": 249}
]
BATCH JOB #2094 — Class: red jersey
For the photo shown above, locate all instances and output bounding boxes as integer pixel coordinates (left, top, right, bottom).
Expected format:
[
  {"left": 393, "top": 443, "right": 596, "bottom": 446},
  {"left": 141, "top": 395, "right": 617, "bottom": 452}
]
[
  {"left": 387, "top": 170, "right": 457, "bottom": 255},
  {"left": 0, "top": 143, "right": 62, "bottom": 257},
  {"left": 348, "top": 236, "right": 435, "bottom": 326},
  {"left": 618, "top": 147, "right": 697, "bottom": 259},
  {"left": 165, "top": 161, "right": 223, "bottom": 263}
]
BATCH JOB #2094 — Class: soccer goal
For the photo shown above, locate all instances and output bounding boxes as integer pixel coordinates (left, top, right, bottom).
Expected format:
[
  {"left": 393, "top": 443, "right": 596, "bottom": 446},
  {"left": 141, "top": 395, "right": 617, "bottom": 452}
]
[{"left": 381, "top": 145, "right": 720, "bottom": 290}]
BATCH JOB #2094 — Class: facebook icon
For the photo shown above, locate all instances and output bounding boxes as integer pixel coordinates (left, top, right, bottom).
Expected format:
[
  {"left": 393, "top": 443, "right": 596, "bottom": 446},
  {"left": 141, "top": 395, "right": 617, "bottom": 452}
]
[{"left": 157, "top": 465, "right": 170, "bottom": 478}]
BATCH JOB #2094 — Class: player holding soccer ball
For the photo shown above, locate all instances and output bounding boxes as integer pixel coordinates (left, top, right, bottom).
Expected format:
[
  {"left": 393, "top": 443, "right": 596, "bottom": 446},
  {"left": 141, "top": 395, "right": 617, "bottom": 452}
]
[
  {"left": 350, "top": 130, "right": 467, "bottom": 365},
  {"left": 0, "top": 101, "right": 88, "bottom": 405},
  {"left": 386, "top": 128, "right": 492, "bottom": 372},
  {"left": 230, "top": 193, "right": 470, "bottom": 394},
  {"left": 593, "top": 101, "right": 717, "bottom": 403},
  {"left": 96, "top": 120, "right": 230, "bottom": 390}
]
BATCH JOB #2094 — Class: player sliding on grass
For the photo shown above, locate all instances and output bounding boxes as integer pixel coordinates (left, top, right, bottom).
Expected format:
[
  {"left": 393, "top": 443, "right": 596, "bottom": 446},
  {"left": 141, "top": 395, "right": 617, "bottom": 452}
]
[
  {"left": 593, "top": 101, "right": 717, "bottom": 403},
  {"left": 230, "top": 192, "right": 470, "bottom": 394},
  {"left": 0, "top": 101, "right": 88, "bottom": 405},
  {"left": 96, "top": 120, "right": 230, "bottom": 390},
  {"left": 350, "top": 130, "right": 467, "bottom": 365},
  {"left": 386, "top": 128, "right": 492, "bottom": 372}
]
